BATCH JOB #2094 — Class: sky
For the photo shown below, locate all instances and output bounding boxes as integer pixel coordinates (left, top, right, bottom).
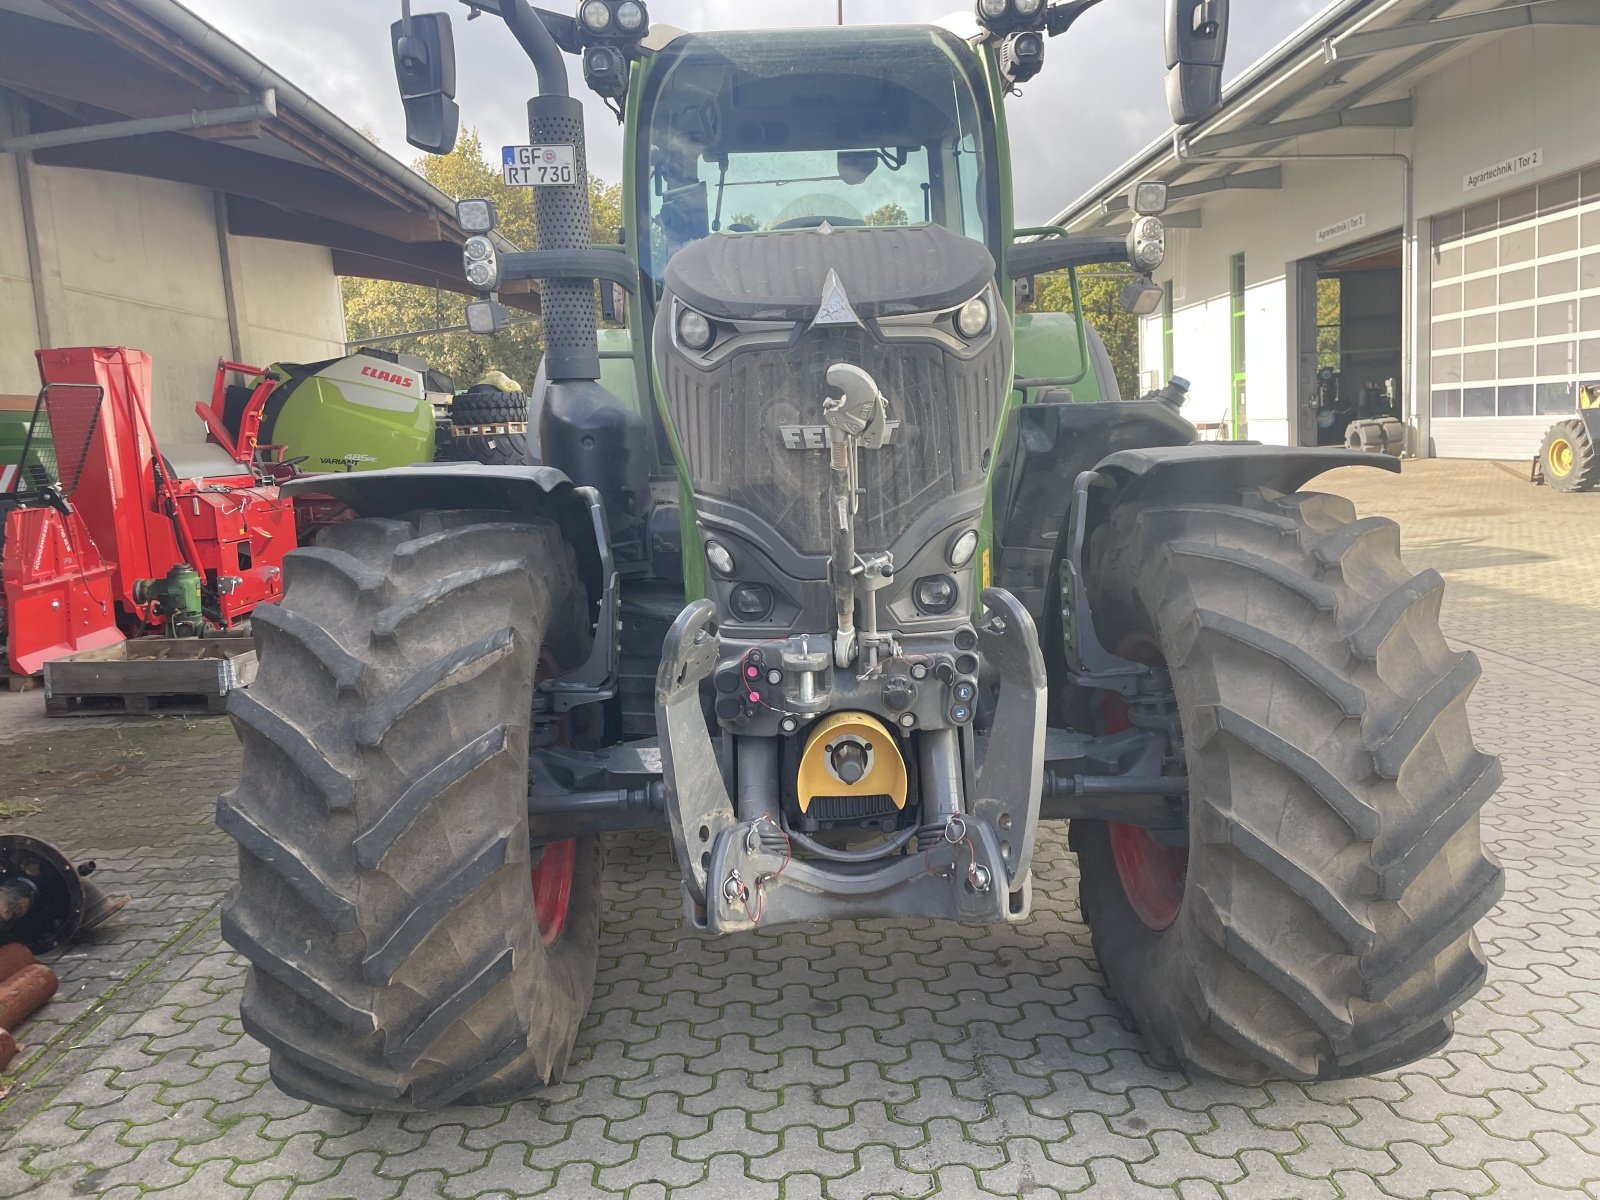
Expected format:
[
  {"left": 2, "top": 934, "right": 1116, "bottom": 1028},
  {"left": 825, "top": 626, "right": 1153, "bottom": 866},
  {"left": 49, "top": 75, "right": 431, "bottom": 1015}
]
[{"left": 180, "top": 0, "right": 1327, "bottom": 225}]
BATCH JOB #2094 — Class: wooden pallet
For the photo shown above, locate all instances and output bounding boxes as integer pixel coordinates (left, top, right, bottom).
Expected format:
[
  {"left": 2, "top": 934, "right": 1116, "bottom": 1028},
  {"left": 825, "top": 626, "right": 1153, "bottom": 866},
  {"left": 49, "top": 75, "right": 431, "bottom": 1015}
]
[{"left": 42, "top": 638, "right": 256, "bottom": 718}]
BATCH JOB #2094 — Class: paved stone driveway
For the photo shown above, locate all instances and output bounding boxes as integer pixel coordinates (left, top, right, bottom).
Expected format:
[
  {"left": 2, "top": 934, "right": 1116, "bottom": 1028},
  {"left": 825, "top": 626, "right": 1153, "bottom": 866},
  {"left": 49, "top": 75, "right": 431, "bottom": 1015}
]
[{"left": 0, "top": 458, "right": 1595, "bottom": 1198}]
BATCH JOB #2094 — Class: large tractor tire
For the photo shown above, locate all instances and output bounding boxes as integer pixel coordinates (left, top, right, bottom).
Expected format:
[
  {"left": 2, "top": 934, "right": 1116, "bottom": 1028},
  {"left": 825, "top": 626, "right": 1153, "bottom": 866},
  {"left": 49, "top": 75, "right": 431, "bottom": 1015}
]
[
  {"left": 1540, "top": 419, "right": 1600, "bottom": 492},
  {"left": 219, "top": 510, "right": 602, "bottom": 1111},
  {"left": 1075, "top": 487, "right": 1503, "bottom": 1082}
]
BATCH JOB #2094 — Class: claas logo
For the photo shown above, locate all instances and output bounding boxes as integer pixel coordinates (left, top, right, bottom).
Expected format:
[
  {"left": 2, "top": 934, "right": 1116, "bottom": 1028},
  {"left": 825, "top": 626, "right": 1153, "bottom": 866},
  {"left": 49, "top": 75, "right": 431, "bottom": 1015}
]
[{"left": 360, "top": 365, "right": 415, "bottom": 388}]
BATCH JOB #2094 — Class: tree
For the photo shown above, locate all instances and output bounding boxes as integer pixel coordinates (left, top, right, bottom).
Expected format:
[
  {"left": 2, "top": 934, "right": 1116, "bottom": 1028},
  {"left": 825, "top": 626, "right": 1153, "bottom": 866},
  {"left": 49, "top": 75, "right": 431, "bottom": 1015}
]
[
  {"left": 340, "top": 130, "right": 624, "bottom": 389},
  {"left": 1022, "top": 265, "right": 1141, "bottom": 401},
  {"left": 864, "top": 202, "right": 909, "bottom": 227}
]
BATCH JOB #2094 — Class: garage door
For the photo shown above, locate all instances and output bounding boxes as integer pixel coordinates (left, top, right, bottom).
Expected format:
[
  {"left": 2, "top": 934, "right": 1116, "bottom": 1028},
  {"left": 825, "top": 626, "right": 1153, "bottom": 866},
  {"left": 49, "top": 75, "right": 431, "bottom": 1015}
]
[{"left": 1428, "top": 163, "right": 1600, "bottom": 460}]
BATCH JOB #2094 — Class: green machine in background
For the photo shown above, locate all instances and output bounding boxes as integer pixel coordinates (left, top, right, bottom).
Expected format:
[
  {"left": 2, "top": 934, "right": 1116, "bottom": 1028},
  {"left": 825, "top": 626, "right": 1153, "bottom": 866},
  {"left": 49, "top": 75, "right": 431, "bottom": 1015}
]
[{"left": 215, "top": 347, "right": 534, "bottom": 473}]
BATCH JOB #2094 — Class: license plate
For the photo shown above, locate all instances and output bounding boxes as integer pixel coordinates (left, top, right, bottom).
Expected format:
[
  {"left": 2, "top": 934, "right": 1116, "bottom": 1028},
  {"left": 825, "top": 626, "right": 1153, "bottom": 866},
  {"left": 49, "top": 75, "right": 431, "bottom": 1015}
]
[{"left": 502, "top": 144, "right": 576, "bottom": 187}]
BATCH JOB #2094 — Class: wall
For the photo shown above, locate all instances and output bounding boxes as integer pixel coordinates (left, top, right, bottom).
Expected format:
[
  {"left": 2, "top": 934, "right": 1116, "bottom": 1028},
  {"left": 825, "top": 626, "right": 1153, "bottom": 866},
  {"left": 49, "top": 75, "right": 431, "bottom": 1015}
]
[{"left": 0, "top": 91, "right": 346, "bottom": 445}]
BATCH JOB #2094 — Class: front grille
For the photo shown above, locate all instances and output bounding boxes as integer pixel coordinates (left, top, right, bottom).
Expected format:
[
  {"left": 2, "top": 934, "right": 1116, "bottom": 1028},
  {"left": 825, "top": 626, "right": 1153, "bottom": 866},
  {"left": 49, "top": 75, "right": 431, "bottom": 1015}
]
[{"left": 658, "top": 328, "right": 1009, "bottom": 557}]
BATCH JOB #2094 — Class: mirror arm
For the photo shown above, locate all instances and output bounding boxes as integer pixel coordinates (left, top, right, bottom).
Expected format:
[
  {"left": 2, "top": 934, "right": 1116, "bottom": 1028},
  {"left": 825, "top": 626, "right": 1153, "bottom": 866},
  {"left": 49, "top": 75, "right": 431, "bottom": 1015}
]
[
  {"left": 500, "top": 248, "right": 638, "bottom": 292},
  {"left": 1008, "top": 236, "right": 1131, "bottom": 276},
  {"left": 500, "top": 0, "right": 572, "bottom": 96},
  {"left": 1046, "top": 0, "right": 1111, "bottom": 37}
]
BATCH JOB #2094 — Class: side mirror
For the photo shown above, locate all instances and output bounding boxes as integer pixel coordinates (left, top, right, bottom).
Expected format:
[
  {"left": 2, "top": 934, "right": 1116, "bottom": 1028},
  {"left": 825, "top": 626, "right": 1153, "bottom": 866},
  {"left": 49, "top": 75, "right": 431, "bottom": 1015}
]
[
  {"left": 391, "top": 12, "right": 459, "bottom": 155},
  {"left": 1164, "top": 0, "right": 1229, "bottom": 127}
]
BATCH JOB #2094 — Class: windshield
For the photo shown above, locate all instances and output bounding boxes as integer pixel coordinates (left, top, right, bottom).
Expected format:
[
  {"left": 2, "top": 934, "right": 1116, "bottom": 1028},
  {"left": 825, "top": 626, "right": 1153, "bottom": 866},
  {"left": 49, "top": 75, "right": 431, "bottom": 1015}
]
[{"left": 637, "top": 27, "right": 998, "bottom": 288}]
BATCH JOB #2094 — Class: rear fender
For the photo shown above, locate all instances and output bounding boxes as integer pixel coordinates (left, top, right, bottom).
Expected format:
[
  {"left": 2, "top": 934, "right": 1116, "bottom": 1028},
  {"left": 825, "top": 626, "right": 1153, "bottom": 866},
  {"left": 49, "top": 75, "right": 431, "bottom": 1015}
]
[{"left": 283, "top": 464, "right": 616, "bottom": 706}]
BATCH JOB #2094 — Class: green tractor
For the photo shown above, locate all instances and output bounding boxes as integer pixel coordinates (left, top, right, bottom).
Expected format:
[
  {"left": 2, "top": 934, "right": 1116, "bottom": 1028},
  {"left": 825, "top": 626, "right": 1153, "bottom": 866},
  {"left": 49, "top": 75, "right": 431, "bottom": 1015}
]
[{"left": 221, "top": 0, "right": 1504, "bottom": 1111}]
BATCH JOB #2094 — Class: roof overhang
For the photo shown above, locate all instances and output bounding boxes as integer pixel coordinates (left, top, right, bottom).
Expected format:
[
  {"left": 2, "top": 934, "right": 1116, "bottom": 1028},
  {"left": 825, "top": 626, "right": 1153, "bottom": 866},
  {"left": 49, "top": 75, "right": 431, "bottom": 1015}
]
[
  {"left": 0, "top": 0, "right": 537, "bottom": 312},
  {"left": 1053, "top": 0, "right": 1600, "bottom": 236}
]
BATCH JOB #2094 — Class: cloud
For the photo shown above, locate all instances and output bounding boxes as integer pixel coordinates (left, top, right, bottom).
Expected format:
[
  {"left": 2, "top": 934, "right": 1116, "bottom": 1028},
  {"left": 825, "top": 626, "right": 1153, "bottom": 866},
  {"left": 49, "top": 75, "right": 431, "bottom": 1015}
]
[{"left": 180, "top": 0, "right": 1324, "bottom": 222}]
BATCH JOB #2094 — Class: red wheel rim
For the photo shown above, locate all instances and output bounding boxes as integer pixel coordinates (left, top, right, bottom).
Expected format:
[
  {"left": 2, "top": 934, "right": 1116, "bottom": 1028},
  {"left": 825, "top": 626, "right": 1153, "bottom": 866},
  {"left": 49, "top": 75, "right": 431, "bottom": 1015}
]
[
  {"left": 531, "top": 838, "right": 576, "bottom": 947},
  {"left": 1101, "top": 632, "right": 1188, "bottom": 932},
  {"left": 532, "top": 648, "right": 576, "bottom": 948}
]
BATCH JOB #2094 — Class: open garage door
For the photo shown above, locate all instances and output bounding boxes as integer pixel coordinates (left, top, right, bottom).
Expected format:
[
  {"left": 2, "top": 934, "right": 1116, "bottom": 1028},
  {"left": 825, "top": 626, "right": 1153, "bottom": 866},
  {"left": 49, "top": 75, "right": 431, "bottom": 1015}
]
[{"left": 1294, "top": 230, "right": 1404, "bottom": 449}]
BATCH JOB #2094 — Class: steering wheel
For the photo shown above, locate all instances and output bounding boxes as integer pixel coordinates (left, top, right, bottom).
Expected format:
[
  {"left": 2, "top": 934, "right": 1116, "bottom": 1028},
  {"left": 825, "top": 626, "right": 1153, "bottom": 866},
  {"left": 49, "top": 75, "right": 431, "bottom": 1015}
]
[{"left": 771, "top": 215, "right": 866, "bottom": 231}]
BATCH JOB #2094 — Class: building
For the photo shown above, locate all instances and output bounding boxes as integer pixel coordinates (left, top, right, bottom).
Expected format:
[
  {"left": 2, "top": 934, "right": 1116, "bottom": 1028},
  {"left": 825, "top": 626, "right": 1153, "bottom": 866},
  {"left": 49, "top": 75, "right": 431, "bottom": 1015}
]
[
  {"left": 0, "top": 0, "right": 531, "bottom": 443},
  {"left": 1053, "top": 0, "right": 1600, "bottom": 460}
]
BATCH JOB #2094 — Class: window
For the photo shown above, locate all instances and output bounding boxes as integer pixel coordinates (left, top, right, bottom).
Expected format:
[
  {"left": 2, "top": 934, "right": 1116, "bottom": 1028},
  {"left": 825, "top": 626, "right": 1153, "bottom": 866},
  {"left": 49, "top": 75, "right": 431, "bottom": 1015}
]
[
  {"left": 636, "top": 27, "right": 998, "bottom": 288},
  {"left": 1429, "top": 162, "right": 1600, "bottom": 420},
  {"left": 1316, "top": 276, "right": 1341, "bottom": 371},
  {"left": 1230, "top": 253, "right": 1247, "bottom": 438}
]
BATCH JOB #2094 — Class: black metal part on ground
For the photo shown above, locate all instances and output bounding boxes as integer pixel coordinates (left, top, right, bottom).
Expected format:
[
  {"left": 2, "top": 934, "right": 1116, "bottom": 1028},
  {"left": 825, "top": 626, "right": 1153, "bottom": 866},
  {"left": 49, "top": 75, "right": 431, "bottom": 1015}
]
[{"left": 0, "top": 835, "right": 128, "bottom": 953}]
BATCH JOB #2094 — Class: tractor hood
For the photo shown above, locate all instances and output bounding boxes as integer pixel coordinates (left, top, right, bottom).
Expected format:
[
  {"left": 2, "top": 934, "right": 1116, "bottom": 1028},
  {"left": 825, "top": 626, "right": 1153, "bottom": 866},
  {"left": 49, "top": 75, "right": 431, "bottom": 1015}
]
[
  {"left": 654, "top": 223, "right": 1012, "bottom": 639},
  {"left": 663, "top": 224, "right": 994, "bottom": 324}
]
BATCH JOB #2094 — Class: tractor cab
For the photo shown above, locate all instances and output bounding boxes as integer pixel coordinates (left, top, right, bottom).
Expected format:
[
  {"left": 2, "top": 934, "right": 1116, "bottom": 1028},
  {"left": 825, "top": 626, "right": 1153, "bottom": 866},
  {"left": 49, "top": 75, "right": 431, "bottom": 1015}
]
[{"left": 633, "top": 26, "right": 1000, "bottom": 284}]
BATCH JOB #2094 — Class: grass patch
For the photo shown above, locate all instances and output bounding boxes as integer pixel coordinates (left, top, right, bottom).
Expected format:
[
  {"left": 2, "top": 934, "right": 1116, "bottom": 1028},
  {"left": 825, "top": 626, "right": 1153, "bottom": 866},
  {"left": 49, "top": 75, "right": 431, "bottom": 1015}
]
[{"left": 0, "top": 800, "right": 41, "bottom": 822}]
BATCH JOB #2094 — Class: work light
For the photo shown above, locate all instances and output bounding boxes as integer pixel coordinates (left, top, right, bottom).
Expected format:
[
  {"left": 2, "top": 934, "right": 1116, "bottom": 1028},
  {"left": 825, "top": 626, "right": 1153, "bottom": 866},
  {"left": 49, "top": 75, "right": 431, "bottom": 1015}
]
[
  {"left": 462, "top": 235, "right": 501, "bottom": 291},
  {"left": 465, "top": 298, "right": 509, "bottom": 335},
  {"left": 455, "top": 198, "right": 497, "bottom": 233},
  {"left": 1128, "top": 216, "right": 1167, "bottom": 273},
  {"left": 576, "top": 0, "right": 649, "bottom": 41},
  {"left": 975, "top": 0, "right": 1049, "bottom": 34},
  {"left": 999, "top": 30, "right": 1046, "bottom": 85}
]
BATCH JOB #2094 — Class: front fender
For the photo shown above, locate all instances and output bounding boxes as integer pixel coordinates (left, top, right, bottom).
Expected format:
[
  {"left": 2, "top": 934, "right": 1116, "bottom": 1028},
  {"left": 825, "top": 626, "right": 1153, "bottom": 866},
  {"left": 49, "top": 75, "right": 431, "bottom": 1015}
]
[
  {"left": 1094, "top": 443, "right": 1399, "bottom": 502},
  {"left": 282, "top": 463, "right": 606, "bottom": 606}
]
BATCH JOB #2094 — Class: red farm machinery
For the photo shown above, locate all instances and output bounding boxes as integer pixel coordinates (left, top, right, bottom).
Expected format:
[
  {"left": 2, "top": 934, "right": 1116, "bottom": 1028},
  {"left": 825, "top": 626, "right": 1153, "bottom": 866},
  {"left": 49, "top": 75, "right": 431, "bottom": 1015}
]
[{"left": 1, "top": 347, "right": 295, "bottom": 678}]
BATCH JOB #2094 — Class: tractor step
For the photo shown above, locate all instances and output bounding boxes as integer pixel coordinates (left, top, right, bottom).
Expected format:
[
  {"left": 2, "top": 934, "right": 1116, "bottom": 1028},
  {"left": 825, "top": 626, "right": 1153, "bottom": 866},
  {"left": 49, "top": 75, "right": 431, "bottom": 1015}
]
[{"left": 42, "top": 637, "right": 256, "bottom": 718}]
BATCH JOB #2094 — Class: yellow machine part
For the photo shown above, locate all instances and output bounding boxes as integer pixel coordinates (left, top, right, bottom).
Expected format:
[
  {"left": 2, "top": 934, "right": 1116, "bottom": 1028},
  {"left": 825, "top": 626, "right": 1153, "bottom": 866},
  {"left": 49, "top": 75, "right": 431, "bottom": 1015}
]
[{"left": 797, "top": 712, "right": 908, "bottom": 814}]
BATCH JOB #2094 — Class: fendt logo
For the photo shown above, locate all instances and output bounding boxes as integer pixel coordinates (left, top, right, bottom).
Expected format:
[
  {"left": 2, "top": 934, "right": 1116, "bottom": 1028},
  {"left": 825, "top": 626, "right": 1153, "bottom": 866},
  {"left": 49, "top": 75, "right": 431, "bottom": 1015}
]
[
  {"left": 360, "top": 365, "right": 415, "bottom": 388},
  {"left": 780, "top": 421, "right": 900, "bottom": 450}
]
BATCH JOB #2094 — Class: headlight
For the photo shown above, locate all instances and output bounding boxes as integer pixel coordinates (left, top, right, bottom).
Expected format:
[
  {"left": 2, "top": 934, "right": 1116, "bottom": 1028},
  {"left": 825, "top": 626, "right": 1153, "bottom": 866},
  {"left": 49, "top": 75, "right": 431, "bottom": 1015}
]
[
  {"left": 914, "top": 575, "right": 958, "bottom": 615},
  {"left": 580, "top": 1, "right": 611, "bottom": 32},
  {"left": 947, "top": 529, "right": 978, "bottom": 568},
  {"left": 616, "top": 0, "right": 646, "bottom": 31},
  {"left": 462, "top": 235, "right": 500, "bottom": 291},
  {"left": 677, "top": 307, "right": 714, "bottom": 351},
  {"left": 956, "top": 294, "right": 990, "bottom": 339},
  {"left": 456, "top": 198, "right": 496, "bottom": 233},
  {"left": 1014, "top": 0, "right": 1043, "bottom": 14},
  {"left": 730, "top": 583, "right": 773, "bottom": 621},
  {"left": 705, "top": 539, "right": 735, "bottom": 577},
  {"left": 978, "top": 0, "right": 1009, "bottom": 16},
  {"left": 1129, "top": 216, "right": 1166, "bottom": 273}
]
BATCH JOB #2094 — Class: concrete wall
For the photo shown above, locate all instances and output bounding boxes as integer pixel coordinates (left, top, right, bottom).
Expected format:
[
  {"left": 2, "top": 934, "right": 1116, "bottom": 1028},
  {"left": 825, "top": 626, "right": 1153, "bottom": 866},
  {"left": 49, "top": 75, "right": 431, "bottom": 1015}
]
[
  {"left": 0, "top": 91, "right": 345, "bottom": 445},
  {"left": 1132, "top": 22, "right": 1600, "bottom": 460}
]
